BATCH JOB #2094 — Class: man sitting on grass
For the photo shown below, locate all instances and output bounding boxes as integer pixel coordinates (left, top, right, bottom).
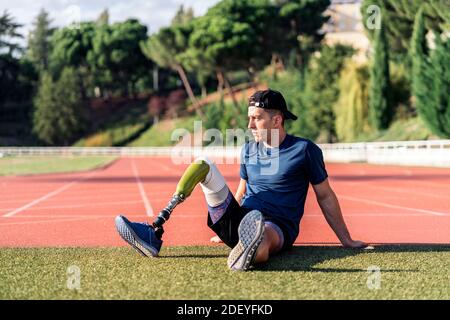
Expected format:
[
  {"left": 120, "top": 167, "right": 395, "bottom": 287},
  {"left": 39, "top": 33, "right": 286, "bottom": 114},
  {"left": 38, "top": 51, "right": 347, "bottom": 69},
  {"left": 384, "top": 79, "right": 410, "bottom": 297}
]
[{"left": 115, "top": 89, "right": 367, "bottom": 271}]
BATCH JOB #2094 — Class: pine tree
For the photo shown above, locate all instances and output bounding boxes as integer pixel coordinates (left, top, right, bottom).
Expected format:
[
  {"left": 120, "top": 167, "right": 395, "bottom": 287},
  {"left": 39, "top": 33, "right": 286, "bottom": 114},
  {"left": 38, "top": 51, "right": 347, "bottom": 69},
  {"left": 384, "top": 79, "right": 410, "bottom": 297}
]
[
  {"left": 410, "top": 7, "right": 428, "bottom": 112},
  {"left": 410, "top": 9, "right": 448, "bottom": 135},
  {"left": 410, "top": 8, "right": 449, "bottom": 138},
  {"left": 368, "top": 22, "right": 392, "bottom": 130},
  {"left": 429, "top": 33, "right": 450, "bottom": 137},
  {"left": 171, "top": 5, "right": 194, "bottom": 26},
  {"left": 0, "top": 10, "right": 23, "bottom": 55},
  {"left": 33, "top": 73, "right": 56, "bottom": 143},
  {"left": 97, "top": 9, "right": 109, "bottom": 25},
  {"left": 27, "top": 9, "right": 54, "bottom": 71}
]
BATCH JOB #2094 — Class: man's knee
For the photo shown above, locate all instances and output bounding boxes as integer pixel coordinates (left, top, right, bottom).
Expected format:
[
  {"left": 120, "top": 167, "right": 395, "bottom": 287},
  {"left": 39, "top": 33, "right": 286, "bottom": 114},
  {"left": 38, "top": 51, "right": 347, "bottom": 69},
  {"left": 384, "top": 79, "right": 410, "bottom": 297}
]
[
  {"left": 175, "top": 157, "right": 210, "bottom": 197},
  {"left": 196, "top": 157, "right": 228, "bottom": 207},
  {"left": 175, "top": 156, "right": 229, "bottom": 207},
  {"left": 196, "top": 157, "right": 226, "bottom": 192}
]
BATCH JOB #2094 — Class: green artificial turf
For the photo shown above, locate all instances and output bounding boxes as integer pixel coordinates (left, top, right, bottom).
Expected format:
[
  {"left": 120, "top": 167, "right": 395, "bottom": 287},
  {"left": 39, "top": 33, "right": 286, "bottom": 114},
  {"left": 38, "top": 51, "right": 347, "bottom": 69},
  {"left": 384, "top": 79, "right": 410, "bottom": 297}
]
[
  {"left": 0, "top": 156, "right": 116, "bottom": 176},
  {"left": 0, "top": 245, "right": 449, "bottom": 299}
]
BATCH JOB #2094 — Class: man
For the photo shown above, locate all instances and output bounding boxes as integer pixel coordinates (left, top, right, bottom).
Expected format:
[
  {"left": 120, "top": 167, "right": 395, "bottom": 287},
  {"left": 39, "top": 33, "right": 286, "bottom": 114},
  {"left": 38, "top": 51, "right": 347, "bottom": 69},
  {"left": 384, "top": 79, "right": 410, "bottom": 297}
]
[{"left": 115, "top": 89, "right": 367, "bottom": 271}]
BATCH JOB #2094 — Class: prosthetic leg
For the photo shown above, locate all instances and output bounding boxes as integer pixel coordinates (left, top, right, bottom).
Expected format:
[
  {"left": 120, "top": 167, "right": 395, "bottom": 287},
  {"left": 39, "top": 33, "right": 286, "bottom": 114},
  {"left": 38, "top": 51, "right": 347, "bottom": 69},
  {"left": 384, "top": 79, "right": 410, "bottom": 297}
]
[
  {"left": 115, "top": 157, "right": 228, "bottom": 257},
  {"left": 151, "top": 159, "right": 211, "bottom": 237}
]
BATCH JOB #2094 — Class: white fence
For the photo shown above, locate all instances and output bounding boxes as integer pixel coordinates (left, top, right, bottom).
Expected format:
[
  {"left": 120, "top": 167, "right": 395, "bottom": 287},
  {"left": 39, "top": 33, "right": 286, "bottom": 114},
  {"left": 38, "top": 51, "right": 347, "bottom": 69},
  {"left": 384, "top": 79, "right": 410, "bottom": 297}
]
[
  {"left": 0, "top": 146, "right": 242, "bottom": 160},
  {"left": 1, "top": 140, "right": 450, "bottom": 167},
  {"left": 320, "top": 140, "right": 450, "bottom": 167}
]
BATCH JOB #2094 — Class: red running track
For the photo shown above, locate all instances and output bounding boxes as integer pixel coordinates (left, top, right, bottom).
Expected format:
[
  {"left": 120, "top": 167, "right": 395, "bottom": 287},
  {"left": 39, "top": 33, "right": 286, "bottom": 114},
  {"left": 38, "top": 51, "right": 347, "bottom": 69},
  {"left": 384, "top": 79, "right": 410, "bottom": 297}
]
[{"left": 0, "top": 157, "right": 449, "bottom": 247}]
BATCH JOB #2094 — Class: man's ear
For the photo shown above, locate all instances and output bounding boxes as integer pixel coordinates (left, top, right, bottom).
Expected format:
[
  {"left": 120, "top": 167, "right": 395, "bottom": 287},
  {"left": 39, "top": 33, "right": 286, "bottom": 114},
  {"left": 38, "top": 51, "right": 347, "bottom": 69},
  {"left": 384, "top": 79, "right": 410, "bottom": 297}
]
[{"left": 273, "top": 114, "right": 283, "bottom": 127}]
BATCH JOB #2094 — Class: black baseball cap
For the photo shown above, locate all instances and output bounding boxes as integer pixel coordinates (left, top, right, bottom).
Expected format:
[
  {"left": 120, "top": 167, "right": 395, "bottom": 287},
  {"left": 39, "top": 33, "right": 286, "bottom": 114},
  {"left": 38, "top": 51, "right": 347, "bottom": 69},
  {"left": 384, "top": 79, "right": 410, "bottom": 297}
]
[{"left": 249, "top": 89, "right": 298, "bottom": 120}]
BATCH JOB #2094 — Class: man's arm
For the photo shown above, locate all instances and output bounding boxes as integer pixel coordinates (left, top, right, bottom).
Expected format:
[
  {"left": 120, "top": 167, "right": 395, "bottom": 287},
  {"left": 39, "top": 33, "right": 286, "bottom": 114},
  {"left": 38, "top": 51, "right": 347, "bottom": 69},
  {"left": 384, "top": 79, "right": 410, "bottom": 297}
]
[
  {"left": 312, "top": 178, "right": 367, "bottom": 248},
  {"left": 235, "top": 178, "right": 247, "bottom": 204}
]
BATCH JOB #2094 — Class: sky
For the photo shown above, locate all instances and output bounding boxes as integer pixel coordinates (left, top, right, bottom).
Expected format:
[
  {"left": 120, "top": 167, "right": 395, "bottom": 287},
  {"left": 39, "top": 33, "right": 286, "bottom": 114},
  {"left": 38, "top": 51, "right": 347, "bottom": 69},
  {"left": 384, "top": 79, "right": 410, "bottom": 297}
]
[{"left": 1, "top": 0, "right": 220, "bottom": 40}]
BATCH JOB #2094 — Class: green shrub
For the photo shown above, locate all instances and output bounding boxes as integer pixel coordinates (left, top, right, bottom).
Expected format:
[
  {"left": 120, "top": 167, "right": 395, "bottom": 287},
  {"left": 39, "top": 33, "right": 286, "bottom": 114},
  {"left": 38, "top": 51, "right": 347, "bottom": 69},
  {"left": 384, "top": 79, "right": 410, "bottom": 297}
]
[{"left": 334, "top": 61, "right": 371, "bottom": 142}]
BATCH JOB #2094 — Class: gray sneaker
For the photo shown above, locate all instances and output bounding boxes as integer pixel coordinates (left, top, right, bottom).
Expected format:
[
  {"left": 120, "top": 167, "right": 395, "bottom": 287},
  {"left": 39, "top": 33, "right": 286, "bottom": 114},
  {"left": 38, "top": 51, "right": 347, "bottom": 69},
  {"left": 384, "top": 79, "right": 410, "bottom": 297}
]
[{"left": 227, "top": 210, "right": 265, "bottom": 271}]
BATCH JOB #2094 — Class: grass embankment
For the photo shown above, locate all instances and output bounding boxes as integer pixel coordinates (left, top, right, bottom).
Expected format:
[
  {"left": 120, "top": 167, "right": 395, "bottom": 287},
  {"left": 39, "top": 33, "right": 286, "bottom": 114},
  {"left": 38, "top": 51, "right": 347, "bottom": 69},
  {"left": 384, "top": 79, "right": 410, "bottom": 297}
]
[
  {"left": 74, "top": 100, "right": 151, "bottom": 147},
  {"left": 355, "top": 117, "right": 438, "bottom": 142},
  {"left": 0, "top": 156, "right": 116, "bottom": 176},
  {"left": 130, "top": 116, "right": 199, "bottom": 147}
]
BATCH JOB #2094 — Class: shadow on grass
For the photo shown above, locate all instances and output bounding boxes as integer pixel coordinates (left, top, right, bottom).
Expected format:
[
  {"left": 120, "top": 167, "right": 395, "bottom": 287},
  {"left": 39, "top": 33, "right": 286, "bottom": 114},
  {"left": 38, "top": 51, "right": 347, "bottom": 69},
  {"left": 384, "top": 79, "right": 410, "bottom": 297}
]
[
  {"left": 255, "top": 244, "right": 450, "bottom": 273},
  {"left": 159, "top": 254, "right": 229, "bottom": 259}
]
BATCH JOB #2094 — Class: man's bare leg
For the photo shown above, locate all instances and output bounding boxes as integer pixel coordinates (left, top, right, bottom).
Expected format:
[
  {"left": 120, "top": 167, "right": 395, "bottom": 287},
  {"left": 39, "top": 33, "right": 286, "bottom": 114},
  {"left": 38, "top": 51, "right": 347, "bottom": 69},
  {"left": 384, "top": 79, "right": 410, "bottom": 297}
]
[{"left": 253, "top": 224, "right": 283, "bottom": 264}]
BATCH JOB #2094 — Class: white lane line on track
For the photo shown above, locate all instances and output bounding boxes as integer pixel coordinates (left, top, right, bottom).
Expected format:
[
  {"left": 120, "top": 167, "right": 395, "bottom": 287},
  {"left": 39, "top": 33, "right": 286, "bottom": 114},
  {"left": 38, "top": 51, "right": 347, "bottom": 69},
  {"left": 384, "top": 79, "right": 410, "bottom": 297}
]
[
  {"left": 331, "top": 180, "right": 450, "bottom": 200},
  {"left": 0, "top": 200, "right": 143, "bottom": 212},
  {"left": 339, "top": 195, "right": 448, "bottom": 216},
  {"left": 3, "top": 214, "right": 146, "bottom": 219},
  {"left": 0, "top": 192, "right": 142, "bottom": 204},
  {"left": 131, "top": 160, "right": 153, "bottom": 217},
  {"left": 2, "top": 171, "right": 96, "bottom": 218},
  {"left": 0, "top": 190, "right": 179, "bottom": 205},
  {"left": 0, "top": 186, "right": 145, "bottom": 202},
  {"left": 0, "top": 216, "right": 103, "bottom": 226}
]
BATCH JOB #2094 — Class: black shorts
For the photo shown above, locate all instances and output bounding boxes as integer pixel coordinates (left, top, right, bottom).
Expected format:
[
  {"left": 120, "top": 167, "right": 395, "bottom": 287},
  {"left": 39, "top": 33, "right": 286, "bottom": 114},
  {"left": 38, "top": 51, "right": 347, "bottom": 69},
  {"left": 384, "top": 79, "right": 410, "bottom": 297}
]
[{"left": 207, "top": 192, "right": 294, "bottom": 252}]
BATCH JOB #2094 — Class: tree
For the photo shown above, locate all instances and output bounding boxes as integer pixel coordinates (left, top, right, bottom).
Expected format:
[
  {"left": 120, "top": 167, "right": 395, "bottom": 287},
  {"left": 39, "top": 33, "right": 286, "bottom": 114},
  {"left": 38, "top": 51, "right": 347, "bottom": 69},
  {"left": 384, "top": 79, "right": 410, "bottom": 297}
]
[
  {"left": 88, "top": 19, "right": 151, "bottom": 97},
  {"left": 275, "top": 0, "right": 330, "bottom": 70},
  {"left": 368, "top": 23, "right": 392, "bottom": 130},
  {"left": 361, "top": 0, "right": 448, "bottom": 60},
  {"left": 411, "top": 8, "right": 450, "bottom": 137},
  {"left": 0, "top": 13, "right": 22, "bottom": 104},
  {"left": 334, "top": 61, "right": 371, "bottom": 142},
  {"left": 97, "top": 9, "right": 109, "bottom": 25},
  {"left": 49, "top": 22, "right": 96, "bottom": 98},
  {"left": 302, "top": 44, "right": 356, "bottom": 142},
  {"left": 169, "top": 5, "right": 213, "bottom": 97},
  {"left": 428, "top": 33, "right": 450, "bottom": 137},
  {"left": 0, "top": 10, "right": 23, "bottom": 55},
  {"left": 49, "top": 22, "right": 95, "bottom": 72},
  {"left": 49, "top": 19, "right": 151, "bottom": 98},
  {"left": 171, "top": 5, "right": 194, "bottom": 26},
  {"left": 140, "top": 24, "right": 202, "bottom": 115},
  {"left": 33, "top": 68, "right": 89, "bottom": 145},
  {"left": 185, "top": 0, "right": 273, "bottom": 107},
  {"left": 27, "top": 9, "right": 55, "bottom": 71},
  {"left": 0, "top": 11, "right": 37, "bottom": 143}
]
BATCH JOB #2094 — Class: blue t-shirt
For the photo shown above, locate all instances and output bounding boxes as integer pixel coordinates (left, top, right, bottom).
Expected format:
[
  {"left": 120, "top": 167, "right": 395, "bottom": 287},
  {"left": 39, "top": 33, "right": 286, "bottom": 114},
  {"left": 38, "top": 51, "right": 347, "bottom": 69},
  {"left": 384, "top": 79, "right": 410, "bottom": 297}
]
[{"left": 240, "top": 134, "right": 328, "bottom": 244}]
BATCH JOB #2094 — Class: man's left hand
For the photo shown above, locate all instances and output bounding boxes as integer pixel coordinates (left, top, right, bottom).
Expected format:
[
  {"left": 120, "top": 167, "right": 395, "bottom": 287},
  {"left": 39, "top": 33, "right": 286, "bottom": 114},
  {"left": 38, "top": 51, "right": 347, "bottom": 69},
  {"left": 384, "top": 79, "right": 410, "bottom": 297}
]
[{"left": 342, "top": 239, "right": 368, "bottom": 249}]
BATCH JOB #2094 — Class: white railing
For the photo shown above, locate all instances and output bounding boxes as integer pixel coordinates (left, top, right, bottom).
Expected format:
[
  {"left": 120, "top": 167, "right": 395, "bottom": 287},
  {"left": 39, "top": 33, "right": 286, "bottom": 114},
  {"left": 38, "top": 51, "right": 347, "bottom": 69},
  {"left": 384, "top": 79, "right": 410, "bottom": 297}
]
[
  {"left": 1, "top": 140, "right": 450, "bottom": 167},
  {"left": 320, "top": 140, "right": 450, "bottom": 167},
  {"left": 0, "top": 146, "right": 242, "bottom": 159}
]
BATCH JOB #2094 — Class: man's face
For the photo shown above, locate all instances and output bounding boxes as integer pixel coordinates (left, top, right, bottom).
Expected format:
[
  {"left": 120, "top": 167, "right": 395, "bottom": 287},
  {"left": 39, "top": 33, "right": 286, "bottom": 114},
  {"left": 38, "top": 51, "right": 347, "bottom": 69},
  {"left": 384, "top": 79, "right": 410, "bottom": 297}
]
[{"left": 247, "top": 106, "right": 279, "bottom": 143}]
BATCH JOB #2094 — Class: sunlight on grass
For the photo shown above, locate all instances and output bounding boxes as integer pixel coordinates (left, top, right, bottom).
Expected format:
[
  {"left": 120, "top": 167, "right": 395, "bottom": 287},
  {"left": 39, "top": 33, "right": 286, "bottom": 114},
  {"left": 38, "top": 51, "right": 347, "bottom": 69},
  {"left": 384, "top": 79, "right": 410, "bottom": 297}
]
[{"left": 0, "top": 156, "right": 116, "bottom": 176}]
